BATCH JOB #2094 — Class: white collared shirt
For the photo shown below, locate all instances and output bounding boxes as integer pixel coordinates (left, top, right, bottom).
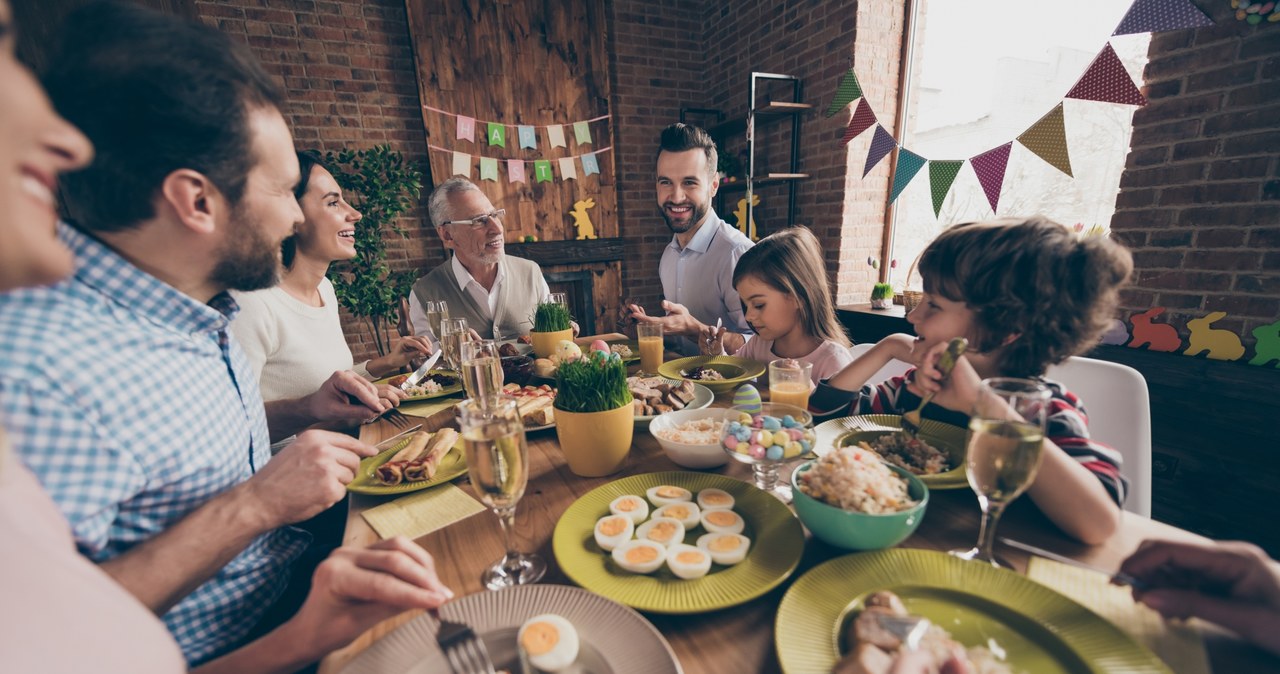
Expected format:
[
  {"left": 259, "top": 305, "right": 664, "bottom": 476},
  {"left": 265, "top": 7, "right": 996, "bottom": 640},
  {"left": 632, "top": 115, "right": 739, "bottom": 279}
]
[{"left": 658, "top": 210, "right": 754, "bottom": 355}]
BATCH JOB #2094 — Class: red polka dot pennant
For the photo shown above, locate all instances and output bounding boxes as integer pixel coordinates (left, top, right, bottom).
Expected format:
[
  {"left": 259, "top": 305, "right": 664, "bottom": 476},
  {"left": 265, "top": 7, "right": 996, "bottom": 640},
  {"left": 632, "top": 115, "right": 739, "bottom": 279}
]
[
  {"left": 1066, "top": 43, "right": 1147, "bottom": 106},
  {"left": 1113, "top": 0, "right": 1214, "bottom": 36}
]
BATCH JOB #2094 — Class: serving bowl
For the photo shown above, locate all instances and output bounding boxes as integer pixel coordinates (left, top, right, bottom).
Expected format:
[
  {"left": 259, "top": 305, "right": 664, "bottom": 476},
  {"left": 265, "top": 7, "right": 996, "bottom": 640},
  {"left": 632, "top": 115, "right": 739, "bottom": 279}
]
[
  {"left": 658, "top": 355, "right": 765, "bottom": 394},
  {"left": 500, "top": 354, "right": 534, "bottom": 387},
  {"left": 790, "top": 460, "right": 929, "bottom": 550},
  {"left": 648, "top": 408, "right": 737, "bottom": 469}
]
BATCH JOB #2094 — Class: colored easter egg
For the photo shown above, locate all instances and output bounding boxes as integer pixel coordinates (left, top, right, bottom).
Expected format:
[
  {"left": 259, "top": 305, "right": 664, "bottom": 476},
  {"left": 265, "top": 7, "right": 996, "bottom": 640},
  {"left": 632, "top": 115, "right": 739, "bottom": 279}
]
[
  {"left": 762, "top": 416, "right": 782, "bottom": 431},
  {"left": 590, "top": 339, "right": 609, "bottom": 353},
  {"left": 732, "top": 384, "right": 762, "bottom": 414},
  {"left": 765, "top": 445, "right": 784, "bottom": 461},
  {"left": 784, "top": 441, "right": 801, "bottom": 458},
  {"left": 738, "top": 412, "right": 753, "bottom": 425},
  {"left": 749, "top": 445, "right": 767, "bottom": 460},
  {"left": 723, "top": 435, "right": 738, "bottom": 450}
]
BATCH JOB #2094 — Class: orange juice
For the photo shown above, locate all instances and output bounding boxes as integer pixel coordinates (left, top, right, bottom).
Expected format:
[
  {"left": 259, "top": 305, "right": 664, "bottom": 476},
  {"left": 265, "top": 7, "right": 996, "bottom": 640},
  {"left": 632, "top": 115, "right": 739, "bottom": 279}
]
[
  {"left": 770, "top": 382, "right": 811, "bottom": 410},
  {"left": 639, "top": 336, "right": 663, "bottom": 375}
]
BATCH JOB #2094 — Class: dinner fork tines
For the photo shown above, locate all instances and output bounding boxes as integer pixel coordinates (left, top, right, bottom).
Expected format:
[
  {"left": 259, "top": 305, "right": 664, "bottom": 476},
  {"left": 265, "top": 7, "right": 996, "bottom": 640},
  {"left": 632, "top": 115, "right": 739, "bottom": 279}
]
[
  {"left": 436, "top": 617, "right": 496, "bottom": 674},
  {"left": 384, "top": 408, "right": 416, "bottom": 430}
]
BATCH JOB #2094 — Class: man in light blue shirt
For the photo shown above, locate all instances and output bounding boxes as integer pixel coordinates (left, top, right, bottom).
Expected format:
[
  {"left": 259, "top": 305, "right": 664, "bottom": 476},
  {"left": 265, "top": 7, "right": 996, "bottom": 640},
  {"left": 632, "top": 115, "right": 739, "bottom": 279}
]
[{"left": 628, "top": 124, "right": 754, "bottom": 355}]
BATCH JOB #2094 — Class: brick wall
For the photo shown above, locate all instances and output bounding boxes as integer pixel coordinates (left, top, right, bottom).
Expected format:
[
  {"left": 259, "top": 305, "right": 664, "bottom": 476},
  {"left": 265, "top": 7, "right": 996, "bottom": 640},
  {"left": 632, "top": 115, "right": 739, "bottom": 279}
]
[{"left": 1111, "top": 2, "right": 1280, "bottom": 353}]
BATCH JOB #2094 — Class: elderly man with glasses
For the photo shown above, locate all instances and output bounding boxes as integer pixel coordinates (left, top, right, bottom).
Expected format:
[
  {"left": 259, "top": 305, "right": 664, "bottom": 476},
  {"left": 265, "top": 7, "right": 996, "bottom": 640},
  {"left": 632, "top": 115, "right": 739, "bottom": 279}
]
[{"left": 408, "top": 177, "right": 559, "bottom": 340}]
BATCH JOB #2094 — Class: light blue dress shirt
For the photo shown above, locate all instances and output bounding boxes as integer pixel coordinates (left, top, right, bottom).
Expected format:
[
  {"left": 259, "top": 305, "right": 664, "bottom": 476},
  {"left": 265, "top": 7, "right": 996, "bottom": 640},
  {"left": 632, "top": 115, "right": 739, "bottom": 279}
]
[{"left": 658, "top": 210, "right": 755, "bottom": 355}]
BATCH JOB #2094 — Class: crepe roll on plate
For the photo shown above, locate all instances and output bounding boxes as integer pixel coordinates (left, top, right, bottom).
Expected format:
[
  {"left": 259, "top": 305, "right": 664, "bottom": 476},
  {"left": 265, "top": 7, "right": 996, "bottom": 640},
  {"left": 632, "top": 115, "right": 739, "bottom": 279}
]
[{"left": 403, "top": 428, "right": 459, "bottom": 481}]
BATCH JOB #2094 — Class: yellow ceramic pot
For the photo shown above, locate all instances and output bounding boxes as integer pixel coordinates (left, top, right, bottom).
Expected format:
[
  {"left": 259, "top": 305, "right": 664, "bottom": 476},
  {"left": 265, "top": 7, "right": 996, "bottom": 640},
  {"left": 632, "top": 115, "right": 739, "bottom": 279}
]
[
  {"left": 529, "top": 328, "right": 573, "bottom": 359},
  {"left": 555, "top": 404, "right": 634, "bottom": 477}
]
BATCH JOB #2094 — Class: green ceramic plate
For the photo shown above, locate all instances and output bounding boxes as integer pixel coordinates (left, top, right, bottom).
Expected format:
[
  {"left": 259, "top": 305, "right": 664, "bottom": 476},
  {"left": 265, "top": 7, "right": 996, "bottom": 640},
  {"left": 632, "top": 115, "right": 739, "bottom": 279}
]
[
  {"left": 347, "top": 431, "right": 467, "bottom": 495},
  {"left": 776, "top": 549, "right": 1170, "bottom": 674},
  {"left": 373, "top": 369, "right": 464, "bottom": 402},
  {"left": 553, "top": 471, "right": 804, "bottom": 613},
  {"left": 603, "top": 338, "right": 642, "bottom": 363},
  {"left": 658, "top": 355, "right": 766, "bottom": 394},
  {"left": 814, "top": 414, "right": 969, "bottom": 489}
]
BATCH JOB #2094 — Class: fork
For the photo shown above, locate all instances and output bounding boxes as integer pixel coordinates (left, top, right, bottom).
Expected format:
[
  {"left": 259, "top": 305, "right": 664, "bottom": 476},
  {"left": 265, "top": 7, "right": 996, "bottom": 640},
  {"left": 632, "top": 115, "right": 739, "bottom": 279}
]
[
  {"left": 900, "top": 337, "right": 967, "bottom": 437},
  {"left": 874, "top": 613, "right": 931, "bottom": 651},
  {"left": 383, "top": 408, "right": 416, "bottom": 430},
  {"left": 436, "top": 617, "right": 496, "bottom": 674}
]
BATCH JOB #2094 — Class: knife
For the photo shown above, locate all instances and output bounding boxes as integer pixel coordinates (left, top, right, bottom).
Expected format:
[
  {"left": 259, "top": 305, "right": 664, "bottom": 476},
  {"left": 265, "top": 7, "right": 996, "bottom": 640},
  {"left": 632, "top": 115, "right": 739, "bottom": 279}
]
[
  {"left": 400, "top": 349, "right": 443, "bottom": 392},
  {"left": 999, "top": 537, "right": 1149, "bottom": 590}
]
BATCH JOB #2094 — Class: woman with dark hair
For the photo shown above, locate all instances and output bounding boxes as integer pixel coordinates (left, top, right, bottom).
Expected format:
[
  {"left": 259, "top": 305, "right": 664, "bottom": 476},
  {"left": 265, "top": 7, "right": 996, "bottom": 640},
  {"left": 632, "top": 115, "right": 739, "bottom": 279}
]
[{"left": 232, "top": 150, "right": 432, "bottom": 403}]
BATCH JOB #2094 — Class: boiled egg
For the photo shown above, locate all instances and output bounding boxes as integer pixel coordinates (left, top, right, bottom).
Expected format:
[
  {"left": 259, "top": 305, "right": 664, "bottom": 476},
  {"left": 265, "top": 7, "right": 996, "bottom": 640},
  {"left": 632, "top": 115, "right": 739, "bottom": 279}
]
[
  {"left": 518, "top": 613, "right": 579, "bottom": 672},
  {"left": 609, "top": 494, "right": 650, "bottom": 524},
  {"left": 611, "top": 539, "right": 667, "bottom": 574},
  {"left": 696, "top": 488, "right": 735, "bottom": 510},
  {"left": 635, "top": 516, "right": 685, "bottom": 548},
  {"left": 700, "top": 509, "right": 745, "bottom": 535},
  {"left": 696, "top": 532, "right": 751, "bottom": 565},
  {"left": 666, "top": 543, "right": 713, "bottom": 579},
  {"left": 593, "top": 514, "right": 635, "bottom": 552},
  {"left": 653, "top": 501, "right": 701, "bottom": 529},
  {"left": 646, "top": 485, "right": 693, "bottom": 507}
]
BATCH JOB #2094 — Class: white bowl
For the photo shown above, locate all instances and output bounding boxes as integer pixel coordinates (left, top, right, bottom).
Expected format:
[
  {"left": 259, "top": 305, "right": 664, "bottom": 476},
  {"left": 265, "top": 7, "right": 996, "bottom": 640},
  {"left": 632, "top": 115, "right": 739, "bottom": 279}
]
[{"left": 647, "top": 408, "right": 738, "bottom": 469}]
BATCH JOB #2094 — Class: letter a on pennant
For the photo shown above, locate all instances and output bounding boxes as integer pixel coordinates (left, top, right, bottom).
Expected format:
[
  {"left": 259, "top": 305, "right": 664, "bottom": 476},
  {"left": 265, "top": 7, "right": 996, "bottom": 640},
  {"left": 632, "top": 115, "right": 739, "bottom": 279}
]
[{"left": 487, "top": 122, "right": 506, "bottom": 148}]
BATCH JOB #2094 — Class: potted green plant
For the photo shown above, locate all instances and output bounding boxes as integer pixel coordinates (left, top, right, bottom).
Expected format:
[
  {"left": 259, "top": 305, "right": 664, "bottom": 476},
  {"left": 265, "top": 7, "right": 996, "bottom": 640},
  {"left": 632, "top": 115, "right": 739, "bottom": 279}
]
[
  {"left": 554, "top": 351, "right": 634, "bottom": 476},
  {"left": 323, "top": 145, "right": 422, "bottom": 357},
  {"left": 870, "top": 282, "right": 894, "bottom": 310},
  {"left": 529, "top": 301, "right": 574, "bottom": 358}
]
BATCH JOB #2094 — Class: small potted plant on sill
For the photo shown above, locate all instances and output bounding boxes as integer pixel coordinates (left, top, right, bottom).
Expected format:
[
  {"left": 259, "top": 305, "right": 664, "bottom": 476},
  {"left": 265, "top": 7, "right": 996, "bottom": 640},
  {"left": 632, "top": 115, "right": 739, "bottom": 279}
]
[
  {"left": 529, "top": 301, "right": 574, "bottom": 359},
  {"left": 870, "top": 282, "right": 894, "bottom": 310},
  {"left": 554, "top": 351, "right": 635, "bottom": 476}
]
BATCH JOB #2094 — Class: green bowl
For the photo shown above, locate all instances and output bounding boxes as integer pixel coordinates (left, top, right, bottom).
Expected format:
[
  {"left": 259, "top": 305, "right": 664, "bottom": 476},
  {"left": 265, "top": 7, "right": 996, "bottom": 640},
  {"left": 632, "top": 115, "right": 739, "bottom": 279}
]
[
  {"left": 658, "top": 355, "right": 765, "bottom": 394},
  {"left": 790, "top": 461, "right": 929, "bottom": 550}
]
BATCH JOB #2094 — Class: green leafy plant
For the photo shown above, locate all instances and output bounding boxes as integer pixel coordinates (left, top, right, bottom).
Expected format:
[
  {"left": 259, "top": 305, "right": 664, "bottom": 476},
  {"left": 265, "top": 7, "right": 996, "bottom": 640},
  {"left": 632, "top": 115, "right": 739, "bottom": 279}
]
[
  {"left": 532, "top": 301, "right": 573, "bottom": 332},
  {"left": 554, "top": 351, "right": 633, "bottom": 413},
  {"left": 323, "top": 145, "right": 422, "bottom": 356},
  {"left": 871, "top": 282, "right": 894, "bottom": 301}
]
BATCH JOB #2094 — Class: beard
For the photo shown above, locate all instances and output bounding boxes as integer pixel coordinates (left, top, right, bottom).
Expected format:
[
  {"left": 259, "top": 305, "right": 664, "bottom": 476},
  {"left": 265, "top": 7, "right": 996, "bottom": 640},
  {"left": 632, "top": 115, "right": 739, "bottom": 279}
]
[
  {"left": 211, "top": 203, "right": 284, "bottom": 292},
  {"left": 659, "top": 200, "right": 709, "bottom": 235}
]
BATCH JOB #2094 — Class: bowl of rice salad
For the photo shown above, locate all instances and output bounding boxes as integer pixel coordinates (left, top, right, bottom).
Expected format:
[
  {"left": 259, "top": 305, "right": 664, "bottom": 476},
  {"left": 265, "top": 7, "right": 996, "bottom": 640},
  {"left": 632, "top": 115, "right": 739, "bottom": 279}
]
[
  {"left": 648, "top": 407, "right": 739, "bottom": 468},
  {"left": 791, "top": 445, "right": 928, "bottom": 550}
]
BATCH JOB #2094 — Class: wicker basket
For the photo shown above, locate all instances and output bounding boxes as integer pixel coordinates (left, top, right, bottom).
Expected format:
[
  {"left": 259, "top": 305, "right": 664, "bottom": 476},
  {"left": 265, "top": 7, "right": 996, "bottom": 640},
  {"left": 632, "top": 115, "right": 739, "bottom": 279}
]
[
  {"left": 900, "top": 252, "right": 924, "bottom": 312},
  {"left": 901, "top": 290, "right": 924, "bottom": 313}
]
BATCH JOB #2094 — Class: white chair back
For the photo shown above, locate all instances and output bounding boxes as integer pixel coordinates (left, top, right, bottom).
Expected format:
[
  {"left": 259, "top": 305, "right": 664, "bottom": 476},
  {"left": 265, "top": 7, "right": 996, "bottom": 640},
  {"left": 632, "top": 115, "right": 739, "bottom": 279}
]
[
  {"left": 848, "top": 342, "right": 913, "bottom": 385},
  {"left": 1044, "top": 356, "right": 1153, "bottom": 517}
]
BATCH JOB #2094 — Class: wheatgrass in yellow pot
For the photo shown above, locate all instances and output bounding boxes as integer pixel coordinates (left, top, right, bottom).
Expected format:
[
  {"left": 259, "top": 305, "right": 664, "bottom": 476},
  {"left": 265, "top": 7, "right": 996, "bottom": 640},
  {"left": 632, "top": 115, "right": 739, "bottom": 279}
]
[
  {"left": 554, "top": 351, "right": 634, "bottom": 477},
  {"left": 529, "top": 301, "right": 574, "bottom": 358}
]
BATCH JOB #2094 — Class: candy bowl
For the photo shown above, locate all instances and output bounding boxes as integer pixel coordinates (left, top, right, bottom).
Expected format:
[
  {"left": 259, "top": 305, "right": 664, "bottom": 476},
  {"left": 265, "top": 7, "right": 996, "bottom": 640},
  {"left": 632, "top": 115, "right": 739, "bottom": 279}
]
[{"left": 720, "top": 402, "right": 815, "bottom": 503}]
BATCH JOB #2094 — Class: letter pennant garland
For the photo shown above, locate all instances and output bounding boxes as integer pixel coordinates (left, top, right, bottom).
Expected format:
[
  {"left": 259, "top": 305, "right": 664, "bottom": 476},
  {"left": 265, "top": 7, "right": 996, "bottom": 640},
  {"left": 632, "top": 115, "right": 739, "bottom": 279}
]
[{"left": 435, "top": 146, "right": 612, "bottom": 184}]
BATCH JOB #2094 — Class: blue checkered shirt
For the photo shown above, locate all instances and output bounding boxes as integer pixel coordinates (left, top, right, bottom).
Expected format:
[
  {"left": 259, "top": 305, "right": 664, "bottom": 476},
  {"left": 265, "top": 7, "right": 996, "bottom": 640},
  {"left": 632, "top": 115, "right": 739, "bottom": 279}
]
[{"left": 0, "top": 223, "right": 310, "bottom": 664}]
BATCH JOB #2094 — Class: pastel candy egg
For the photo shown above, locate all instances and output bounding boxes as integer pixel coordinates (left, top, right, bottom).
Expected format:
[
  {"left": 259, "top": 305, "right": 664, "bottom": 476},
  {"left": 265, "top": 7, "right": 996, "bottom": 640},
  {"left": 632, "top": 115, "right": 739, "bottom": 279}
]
[
  {"left": 749, "top": 445, "right": 767, "bottom": 460},
  {"left": 738, "top": 412, "right": 754, "bottom": 424},
  {"left": 787, "top": 428, "right": 803, "bottom": 442},
  {"left": 784, "top": 441, "right": 801, "bottom": 458},
  {"left": 765, "top": 445, "right": 784, "bottom": 461},
  {"left": 590, "top": 339, "right": 609, "bottom": 353},
  {"left": 751, "top": 415, "right": 764, "bottom": 427},
  {"left": 762, "top": 416, "right": 782, "bottom": 431},
  {"left": 723, "top": 435, "right": 739, "bottom": 450},
  {"left": 732, "top": 384, "right": 763, "bottom": 414},
  {"left": 782, "top": 415, "right": 799, "bottom": 428},
  {"left": 756, "top": 430, "right": 773, "bottom": 446},
  {"left": 737, "top": 443, "right": 751, "bottom": 455},
  {"left": 800, "top": 439, "right": 812, "bottom": 453},
  {"left": 735, "top": 428, "right": 751, "bottom": 442}
]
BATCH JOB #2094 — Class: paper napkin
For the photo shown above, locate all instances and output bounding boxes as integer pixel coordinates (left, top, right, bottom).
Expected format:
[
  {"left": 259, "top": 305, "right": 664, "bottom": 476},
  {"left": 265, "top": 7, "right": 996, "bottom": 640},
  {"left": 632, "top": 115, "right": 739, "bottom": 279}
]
[{"left": 360, "top": 483, "right": 486, "bottom": 541}]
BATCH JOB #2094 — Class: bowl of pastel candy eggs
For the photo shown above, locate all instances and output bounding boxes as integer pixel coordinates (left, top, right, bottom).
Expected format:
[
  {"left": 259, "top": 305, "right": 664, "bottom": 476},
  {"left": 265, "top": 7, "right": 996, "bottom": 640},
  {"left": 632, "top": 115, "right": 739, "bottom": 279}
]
[{"left": 720, "top": 402, "right": 815, "bottom": 465}]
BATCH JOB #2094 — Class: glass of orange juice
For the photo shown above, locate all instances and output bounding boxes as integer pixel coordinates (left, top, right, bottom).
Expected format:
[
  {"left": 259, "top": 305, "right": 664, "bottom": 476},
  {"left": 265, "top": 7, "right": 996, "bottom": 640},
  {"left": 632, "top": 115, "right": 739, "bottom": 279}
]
[
  {"left": 769, "top": 358, "right": 813, "bottom": 410},
  {"left": 637, "top": 323, "right": 664, "bottom": 376}
]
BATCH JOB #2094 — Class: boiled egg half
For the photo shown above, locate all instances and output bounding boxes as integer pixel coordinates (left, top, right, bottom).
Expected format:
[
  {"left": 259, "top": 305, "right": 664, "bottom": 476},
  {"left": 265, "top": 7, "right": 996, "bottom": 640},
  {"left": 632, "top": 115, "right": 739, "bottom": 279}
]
[
  {"left": 635, "top": 516, "right": 685, "bottom": 548},
  {"left": 646, "top": 485, "right": 693, "bottom": 507},
  {"left": 696, "top": 488, "right": 735, "bottom": 510},
  {"left": 696, "top": 532, "right": 751, "bottom": 565},
  {"left": 700, "top": 509, "right": 745, "bottom": 535},
  {"left": 611, "top": 539, "right": 667, "bottom": 574},
  {"left": 652, "top": 501, "right": 701, "bottom": 529},
  {"left": 609, "top": 494, "right": 650, "bottom": 524},
  {"left": 666, "top": 543, "right": 713, "bottom": 579},
  {"left": 593, "top": 514, "right": 634, "bottom": 552},
  {"left": 518, "top": 613, "right": 579, "bottom": 672}
]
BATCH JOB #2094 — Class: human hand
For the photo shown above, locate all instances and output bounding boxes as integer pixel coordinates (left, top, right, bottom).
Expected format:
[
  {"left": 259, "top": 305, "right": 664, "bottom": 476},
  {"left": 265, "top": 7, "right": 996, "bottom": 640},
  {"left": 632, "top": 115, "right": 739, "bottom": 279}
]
[
  {"left": 374, "top": 384, "right": 407, "bottom": 411},
  {"left": 640, "top": 300, "right": 701, "bottom": 337},
  {"left": 1120, "top": 539, "right": 1280, "bottom": 655},
  {"left": 386, "top": 335, "right": 434, "bottom": 369},
  {"left": 699, "top": 323, "right": 726, "bottom": 355},
  {"left": 306, "top": 370, "right": 391, "bottom": 424},
  {"left": 243, "top": 429, "right": 376, "bottom": 527},
  {"left": 905, "top": 339, "right": 981, "bottom": 414},
  {"left": 284, "top": 537, "right": 454, "bottom": 658}
]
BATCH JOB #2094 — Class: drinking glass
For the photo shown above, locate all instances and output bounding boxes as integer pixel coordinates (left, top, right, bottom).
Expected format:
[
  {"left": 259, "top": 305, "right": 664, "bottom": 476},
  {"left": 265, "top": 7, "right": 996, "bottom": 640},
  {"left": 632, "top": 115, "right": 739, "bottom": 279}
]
[
  {"left": 440, "top": 317, "right": 470, "bottom": 372},
  {"left": 457, "top": 397, "right": 546, "bottom": 590},
  {"left": 637, "top": 323, "right": 664, "bottom": 376},
  {"left": 768, "top": 358, "right": 813, "bottom": 410},
  {"left": 423, "top": 300, "right": 448, "bottom": 342},
  {"left": 548, "top": 292, "right": 568, "bottom": 308},
  {"left": 951, "top": 378, "right": 1051, "bottom": 567},
  {"left": 461, "top": 339, "right": 503, "bottom": 403}
]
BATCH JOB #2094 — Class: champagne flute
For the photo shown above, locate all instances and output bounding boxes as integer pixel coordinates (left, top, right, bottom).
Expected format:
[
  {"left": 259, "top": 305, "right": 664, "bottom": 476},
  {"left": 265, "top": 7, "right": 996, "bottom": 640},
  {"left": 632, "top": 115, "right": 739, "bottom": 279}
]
[
  {"left": 548, "top": 291, "right": 568, "bottom": 308},
  {"left": 461, "top": 339, "right": 503, "bottom": 404},
  {"left": 440, "top": 317, "right": 470, "bottom": 372},
  {"left": 424, "top": 300, "right": 448, "bottom": 344},
  {"left": 951, "top": 377, "right": 1051, "bottom": 568},
  {"left": 457, "top": 397, "right": 547, "bottom": 590}
]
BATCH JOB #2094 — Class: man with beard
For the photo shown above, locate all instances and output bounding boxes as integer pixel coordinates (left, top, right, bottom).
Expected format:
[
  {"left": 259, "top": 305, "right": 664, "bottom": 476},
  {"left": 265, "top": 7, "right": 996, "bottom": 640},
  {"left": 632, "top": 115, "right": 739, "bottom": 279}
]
[
  {"left": 626, "top": 123, "right": 754, "bottom": 356},
  {"left": 409, "top": 177, "right": 557, "bottom": 340},
  {"left": 0, "top": 3, "right": 403, "bottom": 665}
]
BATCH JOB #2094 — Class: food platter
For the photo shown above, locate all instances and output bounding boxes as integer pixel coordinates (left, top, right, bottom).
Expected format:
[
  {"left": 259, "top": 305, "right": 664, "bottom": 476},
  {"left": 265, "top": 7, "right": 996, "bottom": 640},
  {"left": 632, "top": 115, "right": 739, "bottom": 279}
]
[
  {"left": 629, "top": 376, "right": 715, "bottom": 427},
  {"left": 346, "top": 431, "right": 467, "bottom": 495},
  {"left": 372, "top": 369, "right": 463, "bottom": 402},
  {"left": 813, "top": 414, "right": 969, "bottom": 489}
]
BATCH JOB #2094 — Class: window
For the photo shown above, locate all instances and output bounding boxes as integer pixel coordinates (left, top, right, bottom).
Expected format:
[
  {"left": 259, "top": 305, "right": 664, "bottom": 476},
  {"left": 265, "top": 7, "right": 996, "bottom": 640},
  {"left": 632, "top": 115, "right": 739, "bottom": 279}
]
[{"left": 884, "top": 0, "right": 1150, "bottom": 290}]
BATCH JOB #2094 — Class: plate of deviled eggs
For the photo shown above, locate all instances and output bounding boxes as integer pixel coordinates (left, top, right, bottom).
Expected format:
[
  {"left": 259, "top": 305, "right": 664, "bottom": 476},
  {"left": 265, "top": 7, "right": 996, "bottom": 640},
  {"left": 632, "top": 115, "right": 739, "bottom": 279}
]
[
  {"left": 340, "top": 583, "right": 680, "bottom": 674},
  {"left": 552, "top": 471, "right": 805, "bottom": 614}
]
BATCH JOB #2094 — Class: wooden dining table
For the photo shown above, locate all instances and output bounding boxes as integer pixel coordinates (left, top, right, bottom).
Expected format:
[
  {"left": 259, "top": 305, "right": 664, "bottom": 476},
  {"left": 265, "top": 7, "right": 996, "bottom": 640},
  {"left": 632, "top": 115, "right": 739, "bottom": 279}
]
[{"left": 319, "top": 340, "right": 1271, "bottom": 674}]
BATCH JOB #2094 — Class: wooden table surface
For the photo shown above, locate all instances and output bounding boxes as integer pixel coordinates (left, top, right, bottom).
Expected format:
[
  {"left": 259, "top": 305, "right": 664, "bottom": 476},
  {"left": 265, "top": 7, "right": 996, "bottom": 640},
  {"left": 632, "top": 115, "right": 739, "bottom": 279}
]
[{"left": 319, "top": 343, "right": 1270, "bottom": 674}]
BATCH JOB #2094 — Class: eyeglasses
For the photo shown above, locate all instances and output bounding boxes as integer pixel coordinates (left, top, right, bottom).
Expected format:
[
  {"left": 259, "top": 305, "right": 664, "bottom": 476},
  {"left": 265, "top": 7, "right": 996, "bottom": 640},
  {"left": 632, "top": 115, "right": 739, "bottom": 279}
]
[{"left": 443, "top": 209, "right": 506, "bottom": 229}]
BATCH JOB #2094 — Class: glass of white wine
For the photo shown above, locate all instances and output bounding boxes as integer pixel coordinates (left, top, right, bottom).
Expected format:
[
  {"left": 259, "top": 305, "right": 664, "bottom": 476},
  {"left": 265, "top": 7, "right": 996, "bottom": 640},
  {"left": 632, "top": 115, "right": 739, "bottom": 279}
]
[
  {"left": 461, "top": 339, "right": 503, "bottom": 404},
  {"left": 439, "top": 317, "right": 470, "bottom": 372},
  {"left": 951, "top": 377, "right": 1051, "bottom": 568},
  {"left": 457, "top": 397, "right": 546, "bottom": 590},
  {"left": 424, "top": 300, "right": 448, "bottom": 342}
]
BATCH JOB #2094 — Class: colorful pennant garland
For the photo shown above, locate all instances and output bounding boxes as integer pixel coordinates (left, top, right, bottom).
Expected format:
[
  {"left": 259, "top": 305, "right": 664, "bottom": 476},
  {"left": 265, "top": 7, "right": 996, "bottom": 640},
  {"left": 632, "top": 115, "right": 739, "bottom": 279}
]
[
  {"left": 841, "top": 99, "right": 877, "bottom": 145},
  {"left": 1066, "top": 44, "right": 1147, "bottom": 106},
  {"left": 825, "top": 69, "right": 864, "bottom": 117},
  {"left": 863, "top": 126, "right": 896, "bottom": 177},
  {"left": 424, "top": 105, "right": 610, "bottom": 151},
  {"left": 435, "top": 145, "right": 613, "bottom": 183},
  {"left": 970, "top": 143, "right": 1013, "bottom": 213},
  {"left": 928, "top": 160, "right": 964, "bottom": 217},
  {"left": 889, "top": 149, "right": 927, "bottom": 203}
]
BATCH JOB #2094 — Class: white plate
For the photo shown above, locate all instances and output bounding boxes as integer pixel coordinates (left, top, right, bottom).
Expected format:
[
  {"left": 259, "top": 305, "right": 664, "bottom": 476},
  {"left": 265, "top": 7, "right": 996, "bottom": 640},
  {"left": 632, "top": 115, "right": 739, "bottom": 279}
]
[{"left": 630, "top": 377, "right": 715, "bottom": 426}]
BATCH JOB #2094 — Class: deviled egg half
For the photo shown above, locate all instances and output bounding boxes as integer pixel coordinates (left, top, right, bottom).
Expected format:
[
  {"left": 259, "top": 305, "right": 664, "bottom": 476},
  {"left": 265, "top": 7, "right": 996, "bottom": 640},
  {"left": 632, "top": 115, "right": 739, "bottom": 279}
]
[
  {"left": 609, "top": 494, "right": 649, "bottom": 524},
  {"left": 635, "top": 516, "right": 685, "bottom": 548},
  {"left": 646, "top": 485, "right": 692, "bottom": 507},
  {"left": 696, "top": 532, "right": 751, "bottom": 565},
  {"left": 700, "top": 509, "right": 745, "bottom": 535},
  {"left": 518, "top": 613, "right": 580, "bottom": 672},
  {"left": 652, "top": 501, "right": 701, "bottom": 529},
  {"left": 696, "top": 488, "right": 735, "bottom": 511},
  {"left": 593, "top": 514, "right": 634, "bottom": 552},
  {"left": 666, "top": 543, "right": 713, "bottom": 579},
  {"left": 611, "top": 539, "right": 667, "bottom": 574}
]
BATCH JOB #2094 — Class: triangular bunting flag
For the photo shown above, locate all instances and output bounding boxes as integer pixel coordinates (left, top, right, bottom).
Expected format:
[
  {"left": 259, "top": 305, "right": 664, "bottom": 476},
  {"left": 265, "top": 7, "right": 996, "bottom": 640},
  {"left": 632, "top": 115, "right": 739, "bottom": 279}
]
[
  {"left": 1113, "top": 0, "right": 1214, "bottom": 36},
  {"left": 479, "top": 157, "right": 498, "bottom": 182},
  {"left": 518, "top": 125, "right": 537, "bottom": 150},
  {"left": 889, "top": 148, "right": 927, "bottom": 203},
  {"left": 970, "top": 143, "right": 1012, "bottom": 213},
  {"left": 547, "top": 125, "right": 567, "bottom": 148},
  {"left": 928, "top": 160, "right": 964, "bottom": 217},
  {"left": 841, "top": 99, "right": 877, "bottom": 145},
  {"left": 573, "top": 121, "right": 593, "bottom": 145},
  {"left": 558, "top": 157, "right": 577, "bottom": 180},
  {"left": 1066, "top": 44, "right": 1147, "bottom": 106},
  {"left": 507, "top": 159, "right": 526, "bottom": 184},
  {"left": 456, "top": 115, "right": 475, "bottom": 142},
  {"left": 451, "top": 151, "right": 470, "bottom": 177},
  {"left": 863, "top": 125, "right": 896, "bottom": 177},
  {"left": 534, "top": 159, "right": 554, "bottom": 183},
  {"left": 486, "top": 122, "right": 505, "bottom": 148},
  {"left": 581, "top": 152, "right": 600, "bottom": 176},
  {"left": 825, "top": 68, "right": 864, "bottom": 117},
  {"left": 1017, "top": 103, "right": 1073, "bottom": 177}
]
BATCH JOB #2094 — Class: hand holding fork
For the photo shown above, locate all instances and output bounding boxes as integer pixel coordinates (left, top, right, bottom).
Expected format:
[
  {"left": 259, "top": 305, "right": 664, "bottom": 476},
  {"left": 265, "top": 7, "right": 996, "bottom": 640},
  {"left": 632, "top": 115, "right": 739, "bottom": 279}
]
[{"left": 900, "top": 337, "right": 967, "bottom": 437}]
